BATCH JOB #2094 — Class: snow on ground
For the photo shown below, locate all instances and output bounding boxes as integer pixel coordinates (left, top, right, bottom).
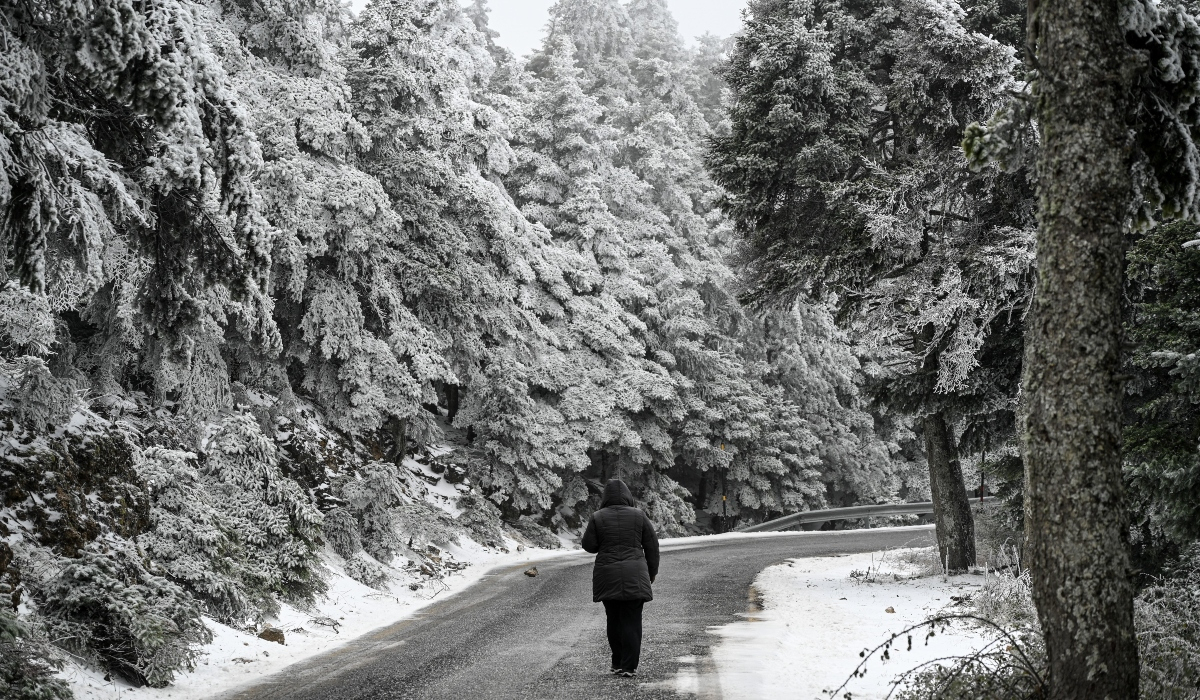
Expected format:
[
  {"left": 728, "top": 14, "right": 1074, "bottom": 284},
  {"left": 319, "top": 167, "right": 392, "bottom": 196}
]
[
  {"left": 703, "top": 548, "right": 989, "bottom": 700},
  {"left": 59, "top": 525, "right": 983, "bottom": 700},
  {"left": 59, "top": 537, "right": 571, "bottom": 700}
]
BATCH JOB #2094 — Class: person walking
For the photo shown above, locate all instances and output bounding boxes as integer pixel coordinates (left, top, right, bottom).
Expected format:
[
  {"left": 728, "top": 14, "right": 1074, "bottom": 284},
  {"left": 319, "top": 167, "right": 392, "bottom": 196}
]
[{"left": 581, "top": 479, "right": 660, "bottom": 678}]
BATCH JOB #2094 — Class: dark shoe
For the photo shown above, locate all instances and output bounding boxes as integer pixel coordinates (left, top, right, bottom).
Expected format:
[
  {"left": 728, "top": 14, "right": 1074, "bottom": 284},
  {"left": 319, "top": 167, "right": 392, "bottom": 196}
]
[
  {"left": 610, "top": 668, "right": 619, "bottom": 674},
  {"left": 617, "top": 670, "right": 636, "bottom": 678}
]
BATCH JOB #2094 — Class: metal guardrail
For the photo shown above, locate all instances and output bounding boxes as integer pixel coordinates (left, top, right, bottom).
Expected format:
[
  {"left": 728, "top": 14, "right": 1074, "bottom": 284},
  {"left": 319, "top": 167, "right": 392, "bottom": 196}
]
[{"left": 736, "top": 496, "right": 1000, "bottom": 533}]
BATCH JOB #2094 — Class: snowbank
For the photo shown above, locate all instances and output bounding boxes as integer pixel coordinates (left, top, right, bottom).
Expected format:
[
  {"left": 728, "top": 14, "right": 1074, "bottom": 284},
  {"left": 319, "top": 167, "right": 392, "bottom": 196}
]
[
  {"left": 705, "top": 549, "right": 988, "bottom": 700},
  {"left": 59, "top": 539, "right": 570, "bottom": 700}
]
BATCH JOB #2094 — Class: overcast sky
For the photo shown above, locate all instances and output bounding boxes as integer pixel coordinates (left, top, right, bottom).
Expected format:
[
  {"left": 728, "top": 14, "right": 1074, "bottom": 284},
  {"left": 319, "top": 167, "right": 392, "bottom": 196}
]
[{"left": 346, "top": 1, "right": 747, "bottom": 57}]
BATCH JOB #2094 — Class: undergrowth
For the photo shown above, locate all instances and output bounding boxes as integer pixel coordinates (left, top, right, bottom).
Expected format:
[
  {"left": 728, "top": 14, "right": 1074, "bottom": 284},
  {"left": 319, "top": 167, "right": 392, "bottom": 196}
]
[
  {"left": 0, "top": 606, "right": 72, "bottom": 700},
  {"left": 1, "top": 373, "right": 560, "bottom": 694},
  {"left": 841, "top": 543, "right": 1200, "bottom": 700}
]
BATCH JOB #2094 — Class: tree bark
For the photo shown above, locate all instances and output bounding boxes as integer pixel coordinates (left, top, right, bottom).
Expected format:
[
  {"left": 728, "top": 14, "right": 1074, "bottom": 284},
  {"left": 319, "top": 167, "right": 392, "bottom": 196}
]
[
  {"left": 446, "top": 384, "right": 461, "bottom": 423},
  {"left": 1023, "top": 0, "right": 1140, "bottom": 695},
  {"left": 923, "top": 412, "right": 976, "bottom": 573},
  {"left": 389, "top": 416, "right": 408, "bottom": 465}
]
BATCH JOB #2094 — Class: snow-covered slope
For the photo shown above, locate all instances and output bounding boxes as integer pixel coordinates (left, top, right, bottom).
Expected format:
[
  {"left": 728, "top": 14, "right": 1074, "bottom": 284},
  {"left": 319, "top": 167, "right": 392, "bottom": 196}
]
[{"left": 60, "top": 539, "right": 569, "bottom": 700}]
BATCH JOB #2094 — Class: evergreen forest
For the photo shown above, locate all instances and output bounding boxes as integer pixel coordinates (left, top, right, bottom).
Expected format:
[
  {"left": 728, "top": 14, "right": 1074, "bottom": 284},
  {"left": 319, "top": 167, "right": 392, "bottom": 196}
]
[{"left": 2, "top": 0, "right": 1199, "bottom": 696}]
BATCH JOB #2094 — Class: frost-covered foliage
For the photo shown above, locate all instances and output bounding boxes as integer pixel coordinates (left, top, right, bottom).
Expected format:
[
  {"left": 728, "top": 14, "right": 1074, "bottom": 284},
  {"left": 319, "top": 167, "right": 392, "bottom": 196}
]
[
  {"left": 965, "top": 0, "right": 1200, "bottom": 230},
  {"left": 23, "top": 545, "right": 210, "bottom": 688},
  {"left": 711, "top": 0, "right": 1035, "bottom": 506},
  {"left": 889, "top": 545, "right": 1200, "bottom": 700},
  {"left": 1125, "top": 220, "right": 1200, "bottom": 567},
  {"left": 0, "top": 605, "right": 72, "bottom": 700},
  {"left": 1, "top": 0, "right": 277, "bottom": 401},
  {"left": 137, "top": 414, "right": 326, "bottom": 628},
  {"left": 199, "top": 415, "right": 324, "bottom": 601},
  {"left": 0, "top": 386, "right": 211, "bottom": 687},
  {"left": 1137, "top": 545, "right": 1200, "bottom": 700},
  {"left": 325, "top": 457, "right": 467, "bottom": 572},
  {"left": 0, "top": 0, "right": 955, "bottom": 687}
]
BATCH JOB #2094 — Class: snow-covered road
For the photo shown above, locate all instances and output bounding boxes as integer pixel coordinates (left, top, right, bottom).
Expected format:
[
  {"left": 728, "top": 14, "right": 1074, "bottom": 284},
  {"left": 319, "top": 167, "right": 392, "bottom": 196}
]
[{"left": 204, "top": 526, "right": 940, "bottom": 700}]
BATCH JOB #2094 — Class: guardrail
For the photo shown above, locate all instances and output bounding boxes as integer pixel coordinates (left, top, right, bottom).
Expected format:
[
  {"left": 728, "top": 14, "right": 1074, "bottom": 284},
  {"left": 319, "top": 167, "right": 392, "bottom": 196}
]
[{"left": 736, "top": 496, "right": 1000, "bottom": 533}]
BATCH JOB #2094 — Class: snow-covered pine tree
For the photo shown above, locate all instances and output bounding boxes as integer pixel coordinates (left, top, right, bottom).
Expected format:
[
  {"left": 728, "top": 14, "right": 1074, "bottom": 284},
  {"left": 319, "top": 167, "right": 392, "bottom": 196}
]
[
  {"left": 507, "top": 34, "right": 694, "bottom": 526},
  {"left": 347, "top": 0, "right": 594, "bottom": 516},
  {"left": 191, "top": 0, "right": 454, "bottom": 445},
  {"left": 137, "top": 413, "right": 326, "bottom": 628},
  {"left": 2, "top": 0, "right": 280, "bottom": 420},
  {"left": 685, "top": 33, "right": 735, "bottom": 136},
  {"left": 745, "top": 303, "right": 910, "bottom": 507},
  {"left": 711, "top": 0, "right": 1034, "bottom": 564}
]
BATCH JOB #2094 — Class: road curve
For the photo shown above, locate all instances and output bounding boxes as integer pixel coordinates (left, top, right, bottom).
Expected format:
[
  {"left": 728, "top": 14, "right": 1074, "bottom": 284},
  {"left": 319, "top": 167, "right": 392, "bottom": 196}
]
[{"left": 223, "top": 526, "right": 935, "bottom": 700}]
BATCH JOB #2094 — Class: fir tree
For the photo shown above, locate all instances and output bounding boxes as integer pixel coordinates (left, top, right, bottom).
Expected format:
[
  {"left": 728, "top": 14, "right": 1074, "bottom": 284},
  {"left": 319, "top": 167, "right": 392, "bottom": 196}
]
[
  {"left": 711, "top": 0, "right": 1033, "bottom": 565},
  {"left": 348, "top": 0, "right": 594, "bottom": 513}
]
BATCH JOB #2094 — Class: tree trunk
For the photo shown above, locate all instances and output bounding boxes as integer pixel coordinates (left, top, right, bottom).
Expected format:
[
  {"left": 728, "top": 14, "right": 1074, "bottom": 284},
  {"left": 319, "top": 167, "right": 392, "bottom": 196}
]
[
  {"left": 389, "top": 416, "right": 408, "bottom": 466},
  {"left": 923, "top": 412, "right": 976, "bottom": 573},
  {"left": 1023, "top": 0, "right": 1140, "bottom": 694},
  {"left": 446, "top": 384, "right": 461, "bottom": 423}
]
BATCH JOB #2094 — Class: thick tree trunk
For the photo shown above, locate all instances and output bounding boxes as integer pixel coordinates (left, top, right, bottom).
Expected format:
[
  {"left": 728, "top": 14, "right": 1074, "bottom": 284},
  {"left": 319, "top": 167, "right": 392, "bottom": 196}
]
[
  {"left": 923, "top": 412, "right": 976, "bottom": 573},
  {"left": 1023, "top": 0, "right": 1140, "bottom": 695}
]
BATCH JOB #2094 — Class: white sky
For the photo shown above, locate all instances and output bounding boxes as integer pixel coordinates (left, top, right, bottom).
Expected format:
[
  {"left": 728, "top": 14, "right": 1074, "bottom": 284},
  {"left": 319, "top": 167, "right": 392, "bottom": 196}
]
[{"left": 346, "top": 1, "right": 747, "bottom": 57}]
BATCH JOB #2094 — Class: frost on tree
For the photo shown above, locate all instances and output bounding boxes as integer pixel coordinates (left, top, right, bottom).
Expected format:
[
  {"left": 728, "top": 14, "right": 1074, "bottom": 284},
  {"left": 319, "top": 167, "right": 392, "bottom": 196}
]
[
  {"left": 711, "top": 0, "right": 1035, "bottom": 565},
  {"left": 0, "top": 0, "right": 987, "bottom": 689}
]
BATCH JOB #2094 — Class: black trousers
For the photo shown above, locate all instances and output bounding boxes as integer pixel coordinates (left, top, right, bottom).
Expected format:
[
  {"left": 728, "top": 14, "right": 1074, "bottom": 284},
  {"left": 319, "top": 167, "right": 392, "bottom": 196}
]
[{"left": 602, "top": 600, "right": 644, "bottom": 671}]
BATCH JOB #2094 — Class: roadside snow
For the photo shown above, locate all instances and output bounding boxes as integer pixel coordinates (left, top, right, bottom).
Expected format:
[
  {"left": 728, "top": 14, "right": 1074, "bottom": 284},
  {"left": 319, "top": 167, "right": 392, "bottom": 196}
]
[
  {"left": 58, "top": 527, "right": 982, "bottom": 700},
  {"left": 705, "top": 548, "right": 988, "bottom": 700},
  {"left": 59, "top": 538, "right": 570, "bottom": 700}
]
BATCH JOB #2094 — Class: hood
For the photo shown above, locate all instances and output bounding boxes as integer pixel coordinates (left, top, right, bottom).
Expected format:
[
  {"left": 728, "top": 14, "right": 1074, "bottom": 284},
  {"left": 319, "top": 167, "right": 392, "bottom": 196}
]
[{"left": 600, "top": 479, "right": 636, "bottom": 508}]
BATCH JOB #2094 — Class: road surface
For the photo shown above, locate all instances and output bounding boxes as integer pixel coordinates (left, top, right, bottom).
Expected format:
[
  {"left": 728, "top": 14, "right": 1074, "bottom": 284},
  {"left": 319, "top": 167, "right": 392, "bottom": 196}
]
[{"left": 223, "top": 526, "right": 935, "bottom": 700}]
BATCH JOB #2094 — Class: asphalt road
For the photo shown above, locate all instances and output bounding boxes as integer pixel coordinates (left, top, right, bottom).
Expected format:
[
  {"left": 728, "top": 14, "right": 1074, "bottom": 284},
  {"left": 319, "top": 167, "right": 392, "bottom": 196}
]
[{"left": 223, "top": 526, "right": 935, "bottom": 700}]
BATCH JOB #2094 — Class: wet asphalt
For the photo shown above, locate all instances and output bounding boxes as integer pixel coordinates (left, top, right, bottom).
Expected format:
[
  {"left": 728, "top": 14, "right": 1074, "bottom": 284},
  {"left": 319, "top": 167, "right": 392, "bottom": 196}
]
[{"left": 221, "top": 526, "right": 935, "bottom": 700}]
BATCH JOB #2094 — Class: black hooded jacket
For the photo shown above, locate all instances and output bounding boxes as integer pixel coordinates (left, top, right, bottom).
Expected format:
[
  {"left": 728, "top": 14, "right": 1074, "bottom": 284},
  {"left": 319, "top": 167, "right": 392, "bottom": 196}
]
[{"left": 581, "top": 480, "right": 660, "bottom": 602}]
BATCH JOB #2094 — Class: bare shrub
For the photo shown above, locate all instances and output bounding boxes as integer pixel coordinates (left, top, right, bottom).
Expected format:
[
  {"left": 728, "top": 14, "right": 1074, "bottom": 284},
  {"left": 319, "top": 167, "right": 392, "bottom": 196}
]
[
  {"left": 894, "top": 547, "right": 943, "bottom": 578},
  {"left": 973, "top": 504, "right": 1024, "bottom": 570},
  {"left": 853, "top": 544, "right": 1200, "bottom": 700},
  {"left": 973, "top": 546, "right": 1039, "bottom": 632},
  {"left": 829, "top": 614, "right": 1046, "bottom": 700}
]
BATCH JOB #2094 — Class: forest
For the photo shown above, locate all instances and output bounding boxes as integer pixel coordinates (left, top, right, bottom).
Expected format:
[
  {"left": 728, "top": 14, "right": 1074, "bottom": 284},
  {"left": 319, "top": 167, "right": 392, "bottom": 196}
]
[{"left": 1, "top": 0, "right": 1199, "bottom": 697}]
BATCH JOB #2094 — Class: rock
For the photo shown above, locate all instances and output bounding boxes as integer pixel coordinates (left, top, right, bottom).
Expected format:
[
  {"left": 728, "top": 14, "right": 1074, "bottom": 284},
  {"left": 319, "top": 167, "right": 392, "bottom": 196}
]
[
  {"left": 885, "top": 606, "right": 896, "bottom": 613},
  {"left": 444, "top": 463, "right": 468, "bottom": 484},
  {"left": 0, "top": 541, "right": 11, "bottom": 579},
  {"left": 524, "top": 567, "right": 539, "bottom": 578},
  {"left": 258, "top": 626, "right": 286, "bottom": 645}
]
